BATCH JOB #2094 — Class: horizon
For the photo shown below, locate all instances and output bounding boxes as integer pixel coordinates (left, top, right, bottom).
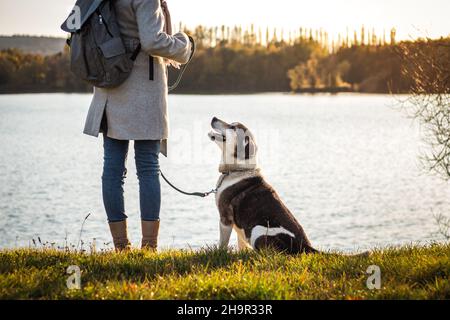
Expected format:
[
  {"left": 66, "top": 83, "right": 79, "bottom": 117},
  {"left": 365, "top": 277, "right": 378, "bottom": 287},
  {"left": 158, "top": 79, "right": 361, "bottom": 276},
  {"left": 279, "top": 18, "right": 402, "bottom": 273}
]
[{"left": 0, "top": 0, "right": 449, "bottom": 41}]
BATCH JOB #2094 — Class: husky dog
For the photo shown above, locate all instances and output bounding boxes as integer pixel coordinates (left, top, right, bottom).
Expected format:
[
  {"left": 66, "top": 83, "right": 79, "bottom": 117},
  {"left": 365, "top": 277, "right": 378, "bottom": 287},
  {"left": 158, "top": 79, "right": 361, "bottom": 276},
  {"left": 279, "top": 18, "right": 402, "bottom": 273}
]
[{"left": 208, "top": 117, "right": 317, "bottom": 254}]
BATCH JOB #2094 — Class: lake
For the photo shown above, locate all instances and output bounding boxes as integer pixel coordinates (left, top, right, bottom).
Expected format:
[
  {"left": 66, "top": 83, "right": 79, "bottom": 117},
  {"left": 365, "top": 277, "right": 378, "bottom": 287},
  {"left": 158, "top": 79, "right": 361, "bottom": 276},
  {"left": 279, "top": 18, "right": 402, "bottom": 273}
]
[{"left": 0, "top": 93, "right": 448, "bottom": 252}]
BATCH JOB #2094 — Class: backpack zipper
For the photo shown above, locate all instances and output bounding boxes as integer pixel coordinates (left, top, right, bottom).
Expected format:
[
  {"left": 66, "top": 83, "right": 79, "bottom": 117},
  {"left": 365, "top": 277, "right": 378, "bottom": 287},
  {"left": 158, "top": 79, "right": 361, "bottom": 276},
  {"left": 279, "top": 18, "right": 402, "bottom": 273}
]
[{"left": 98, "top": 13, "right": 113, "bottom": 37}]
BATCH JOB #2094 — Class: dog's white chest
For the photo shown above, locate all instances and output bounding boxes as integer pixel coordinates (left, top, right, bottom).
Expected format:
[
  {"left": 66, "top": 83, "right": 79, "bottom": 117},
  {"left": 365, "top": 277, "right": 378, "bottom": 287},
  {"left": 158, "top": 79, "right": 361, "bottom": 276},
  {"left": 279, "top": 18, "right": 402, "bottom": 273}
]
[
  {"left": 215, "top": 172, "right": 259, "bottom": 206},
  {"left": 215, "top": 175, "right": 242, "bottom": 205}
]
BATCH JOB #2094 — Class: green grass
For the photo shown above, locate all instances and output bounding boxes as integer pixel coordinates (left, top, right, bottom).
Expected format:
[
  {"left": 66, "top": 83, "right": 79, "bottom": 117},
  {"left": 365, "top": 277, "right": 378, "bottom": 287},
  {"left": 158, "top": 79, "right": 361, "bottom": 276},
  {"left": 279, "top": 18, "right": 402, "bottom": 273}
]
[{"left": 0, "top": 244, "right": 449, "bottom": 300}]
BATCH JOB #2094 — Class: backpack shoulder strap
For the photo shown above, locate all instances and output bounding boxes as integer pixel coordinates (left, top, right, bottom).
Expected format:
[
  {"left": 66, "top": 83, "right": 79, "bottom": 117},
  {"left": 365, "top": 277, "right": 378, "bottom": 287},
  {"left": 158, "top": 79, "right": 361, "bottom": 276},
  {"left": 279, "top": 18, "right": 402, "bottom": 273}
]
[{"left": 130, "top": 43, "right": 141, "bottom": 61}]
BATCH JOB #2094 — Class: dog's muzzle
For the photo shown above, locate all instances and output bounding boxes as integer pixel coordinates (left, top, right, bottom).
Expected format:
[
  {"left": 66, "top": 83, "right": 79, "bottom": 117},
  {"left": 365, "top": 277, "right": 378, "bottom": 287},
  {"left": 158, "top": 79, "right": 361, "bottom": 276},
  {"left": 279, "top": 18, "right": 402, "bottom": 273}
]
[
  {"left": 208, "top": 129, "right": 226, "bottom": 142},
  {"left": 209, "top": 117, "right": 228, "bottom": 142}
]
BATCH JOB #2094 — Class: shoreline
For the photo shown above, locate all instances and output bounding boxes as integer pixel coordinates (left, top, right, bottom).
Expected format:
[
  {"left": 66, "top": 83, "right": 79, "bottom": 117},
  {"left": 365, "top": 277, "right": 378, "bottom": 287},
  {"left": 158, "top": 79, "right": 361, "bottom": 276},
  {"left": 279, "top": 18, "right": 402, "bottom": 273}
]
[{"left": 0, "top": 90, "right": 410, "bottom": 96}]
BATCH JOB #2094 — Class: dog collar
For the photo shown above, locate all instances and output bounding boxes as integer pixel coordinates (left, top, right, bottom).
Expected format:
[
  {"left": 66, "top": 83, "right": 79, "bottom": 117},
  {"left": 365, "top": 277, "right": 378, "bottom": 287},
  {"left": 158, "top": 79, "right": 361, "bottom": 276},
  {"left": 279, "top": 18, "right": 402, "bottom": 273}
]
[{"left": 219, "top": 163, "right": 259, "bottom": 174}]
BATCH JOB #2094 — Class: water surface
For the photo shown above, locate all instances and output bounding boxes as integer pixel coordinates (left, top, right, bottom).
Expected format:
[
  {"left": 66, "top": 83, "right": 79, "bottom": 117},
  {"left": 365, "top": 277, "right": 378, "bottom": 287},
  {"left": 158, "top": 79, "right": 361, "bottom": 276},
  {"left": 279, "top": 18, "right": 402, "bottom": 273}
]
[{"left": 0, "top": 93, "right": 448, "bottom": 251}]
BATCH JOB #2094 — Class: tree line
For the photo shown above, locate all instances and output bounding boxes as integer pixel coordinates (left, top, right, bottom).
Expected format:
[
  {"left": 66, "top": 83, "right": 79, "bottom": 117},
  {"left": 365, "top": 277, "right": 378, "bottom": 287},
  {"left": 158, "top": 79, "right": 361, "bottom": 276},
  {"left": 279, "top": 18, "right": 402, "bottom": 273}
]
[{"left": 0, "top": 25, "right": 449, "bottom": 94}]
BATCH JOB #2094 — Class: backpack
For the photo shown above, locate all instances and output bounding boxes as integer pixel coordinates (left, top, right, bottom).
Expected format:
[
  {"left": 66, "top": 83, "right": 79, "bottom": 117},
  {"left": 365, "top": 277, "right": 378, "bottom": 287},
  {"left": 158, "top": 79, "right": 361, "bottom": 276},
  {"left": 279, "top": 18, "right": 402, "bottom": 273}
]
[{"left": 61, "top": 0, "right": 141, "bottom": 89}]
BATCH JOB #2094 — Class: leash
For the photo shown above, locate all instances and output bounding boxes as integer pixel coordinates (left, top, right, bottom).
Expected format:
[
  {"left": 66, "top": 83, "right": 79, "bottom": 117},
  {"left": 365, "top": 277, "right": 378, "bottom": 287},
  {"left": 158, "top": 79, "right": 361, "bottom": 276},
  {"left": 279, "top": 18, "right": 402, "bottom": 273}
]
[
  {"left": 160, "top": 36, "right": 218, "bottom": 198},
  {"left": 160, "top": 170, "right": 228, "bottom": 198},
  {"left": 168, "top": 36, "right": 196, "bottom": 92}
]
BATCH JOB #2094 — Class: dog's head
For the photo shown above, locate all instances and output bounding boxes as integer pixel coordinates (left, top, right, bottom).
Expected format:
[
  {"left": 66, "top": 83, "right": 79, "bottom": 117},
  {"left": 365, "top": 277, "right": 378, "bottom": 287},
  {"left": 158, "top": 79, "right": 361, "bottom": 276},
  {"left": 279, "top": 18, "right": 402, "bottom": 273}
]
[{"left": 208, "top": 117, "right": 258, "bottom": 171}]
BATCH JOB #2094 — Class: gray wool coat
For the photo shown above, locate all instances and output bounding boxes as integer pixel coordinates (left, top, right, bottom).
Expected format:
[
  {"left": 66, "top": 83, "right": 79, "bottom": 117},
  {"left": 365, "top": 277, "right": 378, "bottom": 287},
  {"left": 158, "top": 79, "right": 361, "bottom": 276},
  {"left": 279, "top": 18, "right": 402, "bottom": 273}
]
[{"left": 83, "top": 0, "right": 192, "bottom": 156}]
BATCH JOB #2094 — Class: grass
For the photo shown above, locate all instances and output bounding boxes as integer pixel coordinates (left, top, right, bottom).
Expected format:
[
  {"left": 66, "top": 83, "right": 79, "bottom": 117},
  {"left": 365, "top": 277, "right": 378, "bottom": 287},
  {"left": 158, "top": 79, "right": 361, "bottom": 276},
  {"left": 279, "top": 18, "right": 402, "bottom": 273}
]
[{"left": 0, "top": 244, "right": 449, "bottom": 300}]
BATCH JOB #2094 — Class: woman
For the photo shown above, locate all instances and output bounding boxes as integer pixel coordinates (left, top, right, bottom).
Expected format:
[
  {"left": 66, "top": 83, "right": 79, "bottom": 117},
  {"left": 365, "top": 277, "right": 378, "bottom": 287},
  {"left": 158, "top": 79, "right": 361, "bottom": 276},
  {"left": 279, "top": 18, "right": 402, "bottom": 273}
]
[{"left": 83, "top": 0, "right": 192, "bottom": 251}]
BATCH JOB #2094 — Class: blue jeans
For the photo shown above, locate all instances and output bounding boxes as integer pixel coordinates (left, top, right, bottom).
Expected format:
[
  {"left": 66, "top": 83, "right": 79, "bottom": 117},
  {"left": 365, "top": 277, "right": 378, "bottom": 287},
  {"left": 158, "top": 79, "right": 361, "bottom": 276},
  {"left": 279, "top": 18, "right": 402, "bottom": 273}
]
[{"left": 102, "top": 134, "right": 161, "bottom": 222}]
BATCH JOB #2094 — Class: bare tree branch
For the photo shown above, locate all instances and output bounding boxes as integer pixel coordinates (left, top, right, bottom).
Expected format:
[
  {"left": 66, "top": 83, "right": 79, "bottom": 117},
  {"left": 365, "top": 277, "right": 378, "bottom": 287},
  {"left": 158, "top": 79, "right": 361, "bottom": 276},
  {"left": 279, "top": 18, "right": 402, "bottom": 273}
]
[{"left": 399, "top": 39, "right": 450, "bottom": 180}]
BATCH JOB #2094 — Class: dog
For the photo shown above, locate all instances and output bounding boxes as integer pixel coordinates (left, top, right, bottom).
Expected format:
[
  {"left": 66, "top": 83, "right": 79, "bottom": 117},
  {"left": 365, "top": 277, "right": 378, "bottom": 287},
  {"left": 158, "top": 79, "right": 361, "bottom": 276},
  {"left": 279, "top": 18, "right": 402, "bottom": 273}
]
[{"left": 208, "top": 117, "right": 318, "bottom": 254}]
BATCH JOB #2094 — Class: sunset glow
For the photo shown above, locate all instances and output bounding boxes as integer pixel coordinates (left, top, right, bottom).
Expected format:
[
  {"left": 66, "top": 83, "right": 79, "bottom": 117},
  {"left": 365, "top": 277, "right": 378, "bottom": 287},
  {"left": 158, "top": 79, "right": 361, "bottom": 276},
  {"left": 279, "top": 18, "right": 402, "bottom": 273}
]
[{"left": 0, "top": 0, "right": 448, "bottom": 40}]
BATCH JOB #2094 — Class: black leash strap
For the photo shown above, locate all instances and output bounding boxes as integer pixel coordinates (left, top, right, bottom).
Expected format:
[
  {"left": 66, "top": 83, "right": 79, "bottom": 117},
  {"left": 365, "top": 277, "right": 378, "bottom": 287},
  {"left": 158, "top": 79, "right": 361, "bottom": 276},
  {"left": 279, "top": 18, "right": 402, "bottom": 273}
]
[
  {"left": 149, "top": 56, "right": 154, "bottom": 80},
  {"left": 160, "top": 170, "right": 217, "bottom": 198}
]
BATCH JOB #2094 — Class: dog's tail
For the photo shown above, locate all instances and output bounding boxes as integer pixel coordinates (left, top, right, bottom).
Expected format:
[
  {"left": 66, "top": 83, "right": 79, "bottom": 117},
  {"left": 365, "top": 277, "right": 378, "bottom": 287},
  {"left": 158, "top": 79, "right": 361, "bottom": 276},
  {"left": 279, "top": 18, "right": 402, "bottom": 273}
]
[
  {"left": 347, "top": 251, "right": 371, "bottom": 257},
  {"left": 308, "top": 247, "right": 371, "bottom": 257},
  {"left": 302, "top": 245, "right": 320, "bottom": 254}
]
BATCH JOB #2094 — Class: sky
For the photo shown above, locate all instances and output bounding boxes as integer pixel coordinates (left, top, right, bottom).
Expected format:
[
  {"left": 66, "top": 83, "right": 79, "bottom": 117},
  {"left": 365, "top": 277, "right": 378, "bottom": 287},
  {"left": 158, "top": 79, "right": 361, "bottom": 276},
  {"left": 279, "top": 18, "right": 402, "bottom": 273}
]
[{"left": 0, "top": 0, "right": 449, "bottom": 40}]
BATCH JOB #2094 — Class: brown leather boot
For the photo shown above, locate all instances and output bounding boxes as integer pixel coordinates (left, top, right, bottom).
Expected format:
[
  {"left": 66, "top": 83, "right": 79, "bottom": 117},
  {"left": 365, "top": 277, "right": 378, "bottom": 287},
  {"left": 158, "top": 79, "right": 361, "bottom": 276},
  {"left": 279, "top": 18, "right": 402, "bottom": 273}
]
[
  {"left": 108, "top": 221, "right": 131, "bottom": 252},
  {"left": 141, "top": 220, "right": 160, "bottom": 251}
]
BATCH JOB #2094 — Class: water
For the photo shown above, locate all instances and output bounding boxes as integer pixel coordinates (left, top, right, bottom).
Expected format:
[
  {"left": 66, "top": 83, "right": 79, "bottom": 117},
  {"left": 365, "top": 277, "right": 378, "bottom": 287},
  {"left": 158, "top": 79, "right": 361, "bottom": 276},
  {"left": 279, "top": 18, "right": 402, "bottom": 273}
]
[{"left": 0, "top": 93, "right": 448, "bottom": 252}]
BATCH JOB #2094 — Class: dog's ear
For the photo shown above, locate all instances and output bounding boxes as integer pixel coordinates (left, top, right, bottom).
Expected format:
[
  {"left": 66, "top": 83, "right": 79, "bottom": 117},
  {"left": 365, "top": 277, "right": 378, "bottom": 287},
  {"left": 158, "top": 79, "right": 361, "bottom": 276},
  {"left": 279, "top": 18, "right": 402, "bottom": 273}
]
[
  {"left": 244, "top": 135, "right": 257, "bottom": 159},
  {"left": 235, "top": 129, "right": 257, "bottom": 160}
]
